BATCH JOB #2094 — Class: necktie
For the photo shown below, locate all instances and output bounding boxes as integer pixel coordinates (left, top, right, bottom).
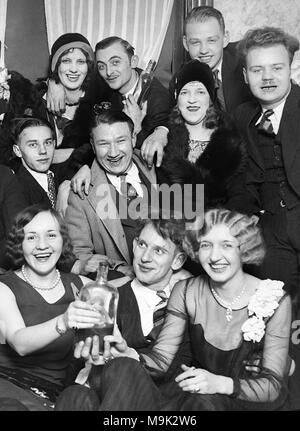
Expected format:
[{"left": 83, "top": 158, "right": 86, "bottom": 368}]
[
  {"left": 146, "top": 290, "right": 168, "bottom": 343},
  {"left": 120, "top": 174, "right": 138, "bottom": 201},
  {"left": 47, "top": 172, "right": 56, "bottom": 209},
  {"left": 213, "top": 69, "right": 226, "bottom": 111},
  {"left": 257, "top": 109, "right": 274, "bottom": 135}
]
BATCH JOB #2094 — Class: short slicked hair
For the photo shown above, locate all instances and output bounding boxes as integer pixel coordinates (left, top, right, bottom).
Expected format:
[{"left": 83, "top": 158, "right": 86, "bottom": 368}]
[
  {"left": 184, "top": 6, "right": 225, "bottom": 35},
  {"left": 95, "top": 36, "right": 135, "bottom": 60}
]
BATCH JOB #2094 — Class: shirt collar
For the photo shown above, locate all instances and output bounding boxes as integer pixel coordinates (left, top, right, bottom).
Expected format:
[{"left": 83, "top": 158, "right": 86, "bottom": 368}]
[
  {"left": 131, "top": 278, "right": 171, "bottom": 300},
  {"left": 23, "top": 163, "right": 53, "bottom": 193},
  {"left": 123, "top": 72, "right": 139, "bottom": 99},
  {"left": 106, "top": 162, "right": 142, "bottom": 195},
  {"left": 255, "top": 98, "right": 287, "bottom": 134}
]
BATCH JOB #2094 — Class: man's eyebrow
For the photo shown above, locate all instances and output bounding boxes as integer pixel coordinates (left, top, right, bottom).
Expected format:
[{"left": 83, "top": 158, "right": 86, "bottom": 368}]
[{"left": 97, "top": 55, "right": 122, "bottom": 64}]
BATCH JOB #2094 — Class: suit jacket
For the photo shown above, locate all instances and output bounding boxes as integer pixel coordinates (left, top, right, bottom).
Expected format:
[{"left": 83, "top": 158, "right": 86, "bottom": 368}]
[
  {"left": 231, "top": 84, "right": 300, "bottom": 213},
  {"left": 96, "top": 68, "right": 172, "bottom": 148},
  {"left": 15, "top": 164, "right": 61, "bottom": 208},
  {"left": 65, "top": 150, "right": 157, "bottom": 266},
  {"left": 0, "top": 166, "right": 27, "bottom": 267},
  {"left": 169, "top": 42, "right": 254, "bottom": 114}
]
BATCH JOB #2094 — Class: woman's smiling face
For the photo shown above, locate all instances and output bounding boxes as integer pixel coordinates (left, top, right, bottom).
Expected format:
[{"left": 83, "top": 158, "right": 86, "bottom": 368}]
[
  {"left": 58, "top": 48, "right": 88, "bottom": 91},
  {"left": 177, "top": 81, "right": 211, "bottom": 125},
  {"left": 22, "top": 211, "right": 63, "bottom": 276}
]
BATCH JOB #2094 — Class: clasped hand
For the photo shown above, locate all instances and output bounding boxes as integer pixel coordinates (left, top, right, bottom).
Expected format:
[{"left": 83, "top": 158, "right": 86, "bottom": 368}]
[{"left": 74, "top": 328, "right": 137, "bottom": 365}]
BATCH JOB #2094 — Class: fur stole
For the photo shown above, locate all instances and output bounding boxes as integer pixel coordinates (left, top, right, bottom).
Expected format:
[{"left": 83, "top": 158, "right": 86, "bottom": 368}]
[{"left": 159, "top": 118, "right": 246, "bottom": 206}]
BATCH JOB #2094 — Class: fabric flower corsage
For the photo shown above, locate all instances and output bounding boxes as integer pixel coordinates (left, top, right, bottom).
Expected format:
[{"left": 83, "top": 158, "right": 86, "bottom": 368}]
[
  {"left": 241, "top": 280, "right": 284, "bottom": 343},
  {"left": 0, "top": 66, "right": 11, "bottom": 101}
]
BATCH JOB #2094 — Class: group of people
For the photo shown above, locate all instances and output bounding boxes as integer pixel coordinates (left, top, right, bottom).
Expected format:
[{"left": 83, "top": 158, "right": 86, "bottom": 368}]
[{"left": 0, "top": 5, "right": 299, "bottom": 411}]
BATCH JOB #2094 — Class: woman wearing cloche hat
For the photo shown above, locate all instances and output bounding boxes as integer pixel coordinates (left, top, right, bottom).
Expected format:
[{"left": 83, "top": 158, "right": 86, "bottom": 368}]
[
  {"left": 38, "top": 33, "right": 98, "bottom": 170},
  {"left": 158, "top": 59, "right": 246, "bottom": 211}
]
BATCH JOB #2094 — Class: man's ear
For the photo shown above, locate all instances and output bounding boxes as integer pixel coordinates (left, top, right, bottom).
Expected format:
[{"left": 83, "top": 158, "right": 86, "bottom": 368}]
[
  {"left": 183, "top": 35, "right": 189, "bottom": 53},
  {"left": 243, "top": 67, "right": 248, "bottom": 84},
  {"left": 13, "top": 144, "right": 22, "bottom": 158},
  {"left": 171, "top": 252, "right": 187, "bottom": 271},
  {"left": 131, "top": 55, "right": 139, "bottom": 69},
  {"left": 90, "top": 137, "right": 96, "bottom": 154},
  {"left": 223, "top": 30, "right": 230, "bottom": 48}
]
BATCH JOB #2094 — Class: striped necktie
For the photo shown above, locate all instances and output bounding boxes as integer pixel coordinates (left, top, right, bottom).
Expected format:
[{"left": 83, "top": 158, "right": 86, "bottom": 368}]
[
  {"left": 257, "top": 109, "right": 274, "bottom": 135},
  {"left": 146, "top": 290, "right": 168, "bottom": 343},
  {"left": 213, "top": 69, "right": 226, "bottom": 111},
  {"left": 47, "top": 172, "right": 56, "bottom": 209},
  {"left": 120, "top": 174, "right": 138, "bottom": 201}
]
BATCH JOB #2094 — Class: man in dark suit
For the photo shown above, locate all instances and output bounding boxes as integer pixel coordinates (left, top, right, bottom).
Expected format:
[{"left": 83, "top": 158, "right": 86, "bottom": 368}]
[
  {"left": 169, "top": 6, "right": 253, "bottom": 113},
  {"left": 231, "top": 27, "right": 300, "bottom": 410},
  {"left": 143, "top": 5, "right": 254, "bottom": 169},
  {"left": 11, "top": 117, "right": 61, "bottom": 208},
  {"left": 0, "top": 165, "right": 27, "bottom": 269}
]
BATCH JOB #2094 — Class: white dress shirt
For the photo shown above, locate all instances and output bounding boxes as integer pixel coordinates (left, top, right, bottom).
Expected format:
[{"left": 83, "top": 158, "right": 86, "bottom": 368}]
[
  {"left": 131, "top": 278, "right": 171, "bottom": 336},
  {"left": 255, "top": 98, "right": 287, "bottom": 135},
  {"left": 107, "top": 162, "right": 144, "bottom": 197}
]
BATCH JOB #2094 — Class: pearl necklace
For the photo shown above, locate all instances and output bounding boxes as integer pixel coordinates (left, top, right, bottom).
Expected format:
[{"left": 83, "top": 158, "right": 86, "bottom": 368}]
[
  {"left": 21, "top": 265, "right": 61, "bottom": 291},
  {"left": 210, "top": 283, "right": 246, "bottom": 322}
]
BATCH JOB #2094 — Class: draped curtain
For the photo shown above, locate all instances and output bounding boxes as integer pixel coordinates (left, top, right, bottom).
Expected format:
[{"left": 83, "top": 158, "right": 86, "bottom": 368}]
[
  {"left": 0, "top": 0, "right": 8, "bottom": 65},
  {"left": 44, "top": 0, "right": 174, "bottom": 70}
]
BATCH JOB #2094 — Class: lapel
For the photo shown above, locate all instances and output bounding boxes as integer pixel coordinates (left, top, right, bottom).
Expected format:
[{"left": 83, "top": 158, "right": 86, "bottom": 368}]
[
  {"left": 17, "top": 165, "right": 51, "bottom": 205},
  {"left": 242, "top": 103, "right": 265, "bottom": 170},
  {"left": 87, "top": 161, "right": 130, "bottom": 263},
  {"left": 278, "top": 84, "right": 300, "bottom": 170}
]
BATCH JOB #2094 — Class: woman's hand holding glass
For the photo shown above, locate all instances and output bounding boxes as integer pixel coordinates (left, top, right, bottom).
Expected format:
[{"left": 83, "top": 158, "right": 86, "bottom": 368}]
[
  {"left": 175, "top": 364, "right": 234, "bottom": 395},
  {"left": 61, "top": 300, "right": 103, "bottom": 331}
]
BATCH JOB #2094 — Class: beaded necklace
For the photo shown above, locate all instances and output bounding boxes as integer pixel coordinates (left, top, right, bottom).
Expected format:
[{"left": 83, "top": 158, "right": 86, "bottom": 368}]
[
  {"left": 210, "top": 282, "right": 246, "bottom": 322},
  {"left": 21, "top": 265, "right": 61, "bottom": 291}
]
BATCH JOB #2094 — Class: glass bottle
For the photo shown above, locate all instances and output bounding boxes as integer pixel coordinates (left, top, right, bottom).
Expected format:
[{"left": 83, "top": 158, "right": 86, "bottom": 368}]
[
  {"left": 133, "top": 59, "right": 157, "bottom": 108},
  {"left": 76, "top": 260, "right": 119, "bottom": 352}
]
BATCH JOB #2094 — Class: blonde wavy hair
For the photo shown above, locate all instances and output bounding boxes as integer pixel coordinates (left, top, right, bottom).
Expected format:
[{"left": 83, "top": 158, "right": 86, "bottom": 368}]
[{"left": 184, "top": 208, "right": 265, "bottom": 265}]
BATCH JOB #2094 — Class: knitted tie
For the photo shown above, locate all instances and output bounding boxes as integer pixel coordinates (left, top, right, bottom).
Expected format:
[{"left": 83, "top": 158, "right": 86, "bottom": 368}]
[
  {"left": 47, "top": 172, "right": 56, "bottom": 209},
  {"left": 120, "top": 174, "right": 138, "bottom": 201},
  {"left": 257, "top": 109, "right": 274, "bottom": 135},
  {"left": 213, "top": 69, "right": 225, "bottom": 111},
  {"left": 146, "top": 290, "right": 168, "bottom": 343}
]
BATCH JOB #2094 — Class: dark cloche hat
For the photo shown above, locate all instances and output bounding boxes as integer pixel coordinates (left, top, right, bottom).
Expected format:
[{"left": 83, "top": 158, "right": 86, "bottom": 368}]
[
  {"left": 50, "top": 33, "right": 94, "bottom": 72},
  {"left": 174, "top": 60, "right": 216, "bottom": 101}
]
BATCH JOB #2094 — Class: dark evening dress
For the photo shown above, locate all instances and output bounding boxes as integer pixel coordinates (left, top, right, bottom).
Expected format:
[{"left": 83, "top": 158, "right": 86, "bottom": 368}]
[
  {"left": 141, "top": 275, "right": 291, "bottom": 411},
  {"left": 0, "top": 271, "right": 82, "bottom": 410}
]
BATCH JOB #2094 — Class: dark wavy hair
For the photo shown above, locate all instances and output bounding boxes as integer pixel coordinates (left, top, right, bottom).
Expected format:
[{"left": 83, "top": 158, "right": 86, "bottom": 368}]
[
  {"left": 95, "top": 36, "right": 135, "bottom": 60},
  {"left": 48, "top": 47, "right": 95, "bottom": 92},
  {"left": 238, "top": 26, "right": 299, "bottom": 66},
  {"left": 170, "top": 102, "right": 221, "bottom": 130},
  {"left": 6, "top": 204, "right": 75, "bottom": 270}
]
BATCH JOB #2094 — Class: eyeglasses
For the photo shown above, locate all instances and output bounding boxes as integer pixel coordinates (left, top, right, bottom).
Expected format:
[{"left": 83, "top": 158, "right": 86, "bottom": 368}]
[{"left": 93, "top": 101, "right": 112, "bottom": 115}]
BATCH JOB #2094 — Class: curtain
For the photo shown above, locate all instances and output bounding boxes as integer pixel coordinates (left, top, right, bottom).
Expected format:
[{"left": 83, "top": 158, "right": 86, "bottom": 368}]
[
  {"left": 0, "top": 0, "right": 7, "bottom": 66},
  {"left": 44, "top": 0, "right": 174, "bottom": 70}
]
